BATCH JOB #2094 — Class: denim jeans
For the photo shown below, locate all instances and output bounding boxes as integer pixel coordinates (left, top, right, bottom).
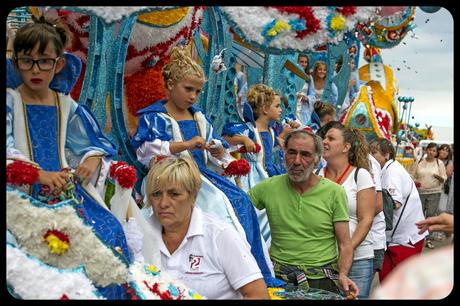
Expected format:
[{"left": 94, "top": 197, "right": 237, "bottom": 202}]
[{"left": 348, "top": 258, "right": 373, "bottom": 299}]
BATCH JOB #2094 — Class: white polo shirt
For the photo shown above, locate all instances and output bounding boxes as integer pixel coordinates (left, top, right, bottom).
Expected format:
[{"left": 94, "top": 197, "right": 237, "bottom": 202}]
[
  {"left": 368, "top": 154, "right": 386, "bottom": 250},
  {"left": 148, "top": 206, "right": 263, "bottom": 299},
  {"left": 380, "top": 160, "right": 428, "bottom": 246}
]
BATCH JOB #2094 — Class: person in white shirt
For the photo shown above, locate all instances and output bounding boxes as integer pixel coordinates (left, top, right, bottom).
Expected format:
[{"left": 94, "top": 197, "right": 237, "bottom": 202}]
[
  {"left": 320, "top": 124, "right": 375, "bottom": 299},
  {"left": 143, "top": 156, "right": 269, "bottom": 299},
  {"left": 369, "top": 138, "right": 428, "bottom": 283}
]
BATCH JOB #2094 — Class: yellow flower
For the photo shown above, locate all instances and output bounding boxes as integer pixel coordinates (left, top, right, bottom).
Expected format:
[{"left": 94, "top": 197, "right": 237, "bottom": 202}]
[
  {"left": 268, "top": 287, "right": 285, "bottom": 300},
  {"left": 330, "top": 14, "right": 346, "bottom": 31},
  {"left": 192, "top": 292, "right": 203, "bottom": 299},
  {"left": 44, "top": 234, "right": 70, "bottom": 255},
  {"left": 268, "top": 20, "right": 291, "bottom": 37},
  {"left": 145, "top": 264, "right": 160, "bottom": 275}
]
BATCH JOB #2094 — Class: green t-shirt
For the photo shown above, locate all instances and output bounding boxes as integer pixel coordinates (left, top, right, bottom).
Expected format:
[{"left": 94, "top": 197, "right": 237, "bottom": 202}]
[{"left": 248, "top": 175, "right": 349, "bottom": 268}]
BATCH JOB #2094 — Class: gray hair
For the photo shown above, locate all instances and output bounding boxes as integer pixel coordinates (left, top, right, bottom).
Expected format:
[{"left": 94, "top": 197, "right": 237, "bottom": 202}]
[{"left": 284, "top": 129, "right": 324, "bottom": 162}]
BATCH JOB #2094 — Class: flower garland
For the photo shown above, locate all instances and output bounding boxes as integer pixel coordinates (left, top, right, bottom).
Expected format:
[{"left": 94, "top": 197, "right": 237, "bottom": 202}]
[
  {"left": 128, "top": 261, "right": 205, "bottom": 300},
  {"left": 7, "top": 244, "right": 104, "bottom": 299},
  {"left": 222, "top": 159, "right": 250, "bottom": 177},
  {"left": 6, "top": 188, "right": 129, "bottom": 287},
  {"left": 6, "top": 160, "right": 39, "bottom": 186},
  {"left": 109, "top": 161, "right": 137, "bottom": 189}
]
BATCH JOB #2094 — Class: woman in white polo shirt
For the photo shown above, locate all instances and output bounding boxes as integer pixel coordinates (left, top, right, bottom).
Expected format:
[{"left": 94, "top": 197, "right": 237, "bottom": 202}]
[
  {"left": 369, "top": 138, "right": 427, "bottom": 283},
  {"left": 143, "top": 156, "right": 269, "bottom": 299},
  {"left": 321, "top": 125, "right": 376, "bottom": 299}
]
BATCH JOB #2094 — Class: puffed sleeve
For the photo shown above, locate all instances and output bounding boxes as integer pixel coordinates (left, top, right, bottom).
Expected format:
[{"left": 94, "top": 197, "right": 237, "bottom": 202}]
[
  {"left": 6, "top": 92, "right": 33, "bottom": 165},
  {"left": 221, "top": 122, "right": 251, "bottom": 138},
  {"left": 130, "top": 113, "right": 173, "bottom": 167},
  {"left": 66, "top": 101, "right": 117, "bottom": 159}
]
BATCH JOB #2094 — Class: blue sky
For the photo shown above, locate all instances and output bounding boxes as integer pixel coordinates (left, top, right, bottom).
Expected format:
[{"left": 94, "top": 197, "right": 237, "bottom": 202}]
[{"left": 371, "top": 7, "right": 453, "bottom": 129}]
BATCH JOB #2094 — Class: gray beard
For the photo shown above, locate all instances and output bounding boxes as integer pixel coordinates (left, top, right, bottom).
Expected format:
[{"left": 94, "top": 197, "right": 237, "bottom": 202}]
[{"left": 286, "top": 161, "right": 316, "bottom": 183}]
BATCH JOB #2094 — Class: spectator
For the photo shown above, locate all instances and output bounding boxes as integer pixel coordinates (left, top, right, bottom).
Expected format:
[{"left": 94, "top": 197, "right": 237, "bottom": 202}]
[
  {"left": 248, "top": 129, "right": 359, "bottom": 298},
  {"left": 369, "top": 138, "right": 428, "bottom": 282}
]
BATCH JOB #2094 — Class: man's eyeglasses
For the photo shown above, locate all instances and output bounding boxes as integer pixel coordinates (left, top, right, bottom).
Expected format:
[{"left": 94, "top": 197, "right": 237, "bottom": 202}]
[{"left": 16, "top": 57, "right": 59, "bottom": 71}]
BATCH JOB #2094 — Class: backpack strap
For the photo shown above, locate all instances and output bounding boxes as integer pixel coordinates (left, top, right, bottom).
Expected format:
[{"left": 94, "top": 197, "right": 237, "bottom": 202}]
[
  {"left": 389, "top": 182, "right": 414, "bottom": 242},
  {"left": 354, "top": 167, "right": 360, "bottom": 184}
]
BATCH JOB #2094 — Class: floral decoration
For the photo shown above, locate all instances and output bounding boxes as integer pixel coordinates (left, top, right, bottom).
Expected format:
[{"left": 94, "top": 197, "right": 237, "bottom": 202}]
[
  {"left": 221, "top": 6, "right": 379, "bottom": 53},
  {"left": 109, "top": 161, "right": 137, "bottom": 189},
  {"left": 137, "top": 7, "right": 190, "bottom": 27},
  {"left": 268, "top": 287, "right": 285, "bottom": 300},
  {"left": 44, "top": 229, "right": 71, "bottom": 255},
  {"left": 6, "top": 160, "right": 39, "bottom": 186},
  {"left": 6, "top": 188, "right": 129, "bottom": 287},
  {"left": 128, "top": 261, "right": 205, "bottom": 300},
  {"left": 7, "top": 244, "right": 103, "bottom": 299},
  {"left": 222, "top": 159, "right": 250, "bottom": 177},
  {"left": 124, "top": 57, "right": 167, "bottom": 117}
]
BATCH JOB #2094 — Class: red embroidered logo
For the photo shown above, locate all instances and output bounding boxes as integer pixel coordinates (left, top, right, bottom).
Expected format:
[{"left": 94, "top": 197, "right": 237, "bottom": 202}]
[{"left": 189, "top": 254, "right": 203, "bottom": 270}]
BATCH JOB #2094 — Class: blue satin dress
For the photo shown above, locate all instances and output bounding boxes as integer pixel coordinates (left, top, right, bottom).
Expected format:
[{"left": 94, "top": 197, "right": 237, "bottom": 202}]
[{"left": 24, "top": 104, "right": 131, "bottom": 299}]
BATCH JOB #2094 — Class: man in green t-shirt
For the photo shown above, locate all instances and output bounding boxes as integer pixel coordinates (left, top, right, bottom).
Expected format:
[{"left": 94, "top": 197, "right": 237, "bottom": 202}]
[{"left": 248, "top": 129, "right": 358, "bottom": 298}]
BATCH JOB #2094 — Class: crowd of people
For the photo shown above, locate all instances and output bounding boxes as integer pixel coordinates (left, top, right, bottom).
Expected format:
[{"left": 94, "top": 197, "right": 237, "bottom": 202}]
[{"left": 6, "top": 15, "right": 453, "bottom": 300}]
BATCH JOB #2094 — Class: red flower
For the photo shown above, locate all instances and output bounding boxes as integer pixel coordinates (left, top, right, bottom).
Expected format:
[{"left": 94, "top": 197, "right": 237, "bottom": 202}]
[
  {"left": 273, "top": 6, "right": 321, "bottom": 39},
  {"left": 44, "top": 229, "right": 70, "bottom": 243},
  {"left": 239, "top": 143, "right": 261, "bottom": 154},
  {"left": 109, "top": 162, "right": 137, "bottom": 189},
  {"left": 60, "top": 294, "right": 69, "bottom": 300},
  {"left": 6, "top": 161, "right": 39, "bottom": 186},
  {"left": 223, "top": 159, "right": 250, "bottom": 177},
  {"left": 336, "top": 6, "right": 357, "bottom": 16}
]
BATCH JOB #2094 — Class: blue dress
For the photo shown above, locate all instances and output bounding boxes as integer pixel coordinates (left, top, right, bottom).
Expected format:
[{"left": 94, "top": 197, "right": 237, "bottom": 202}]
[
  {"left": 131, "top": 100, "right": 284, "bottom": 288},
  {"left": 8, "top": 100, "right": 131, "bottom": 299}
]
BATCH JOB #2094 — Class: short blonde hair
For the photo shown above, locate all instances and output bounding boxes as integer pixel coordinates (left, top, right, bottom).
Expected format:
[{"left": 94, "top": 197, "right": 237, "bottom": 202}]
[
  {"left": 162, "top": 46, "right": 205, "bottom": 85},
  {"left": 145, "top": 156, "right": 202, "bottom": 206},
  {"left": 246, "top": 83, "right": 277, "bottom": 119}
]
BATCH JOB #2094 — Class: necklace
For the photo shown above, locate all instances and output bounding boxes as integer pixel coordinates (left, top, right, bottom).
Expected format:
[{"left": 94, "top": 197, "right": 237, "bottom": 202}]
[{"left": 325, "top": 163, "right": 351, "bottom": 185}]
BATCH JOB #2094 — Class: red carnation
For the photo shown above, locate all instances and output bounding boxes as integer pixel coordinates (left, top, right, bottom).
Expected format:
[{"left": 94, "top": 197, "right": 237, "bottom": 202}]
[
  {"left": 6, "top": 161, "right": 39, "bottom": 186},
  {"left": 60, "top": 294, "right": 69, "bottom": 300},
  {"left": 109, "top": 162, "right": 137, "bottom": 189},
  {"left": 223, "top": 159, "right": 250, "bottom": 177},
  {"left": 239, "top": 143, "right": 261, "bottom": 154},
  {"left": 44, "top": 229, "right": 70, "bottom": 243}
]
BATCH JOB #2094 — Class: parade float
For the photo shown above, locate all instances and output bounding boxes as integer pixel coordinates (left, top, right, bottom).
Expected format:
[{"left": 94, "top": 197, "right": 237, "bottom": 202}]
[{"left": 6, "top": 5, "right": 443, "bottom": 299}]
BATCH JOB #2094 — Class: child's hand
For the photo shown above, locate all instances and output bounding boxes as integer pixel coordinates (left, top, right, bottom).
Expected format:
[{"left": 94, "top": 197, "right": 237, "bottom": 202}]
[
  {"left": 37, "top": 170, "right": 70, "bottom": 193},
  {"left": 242, "top": 137, "right": 257, "bottom": 153},
  {"left": 75, "top": 157, "right": 102, "bottom": 185},
  {"left": 187, "top": 136, "right": 207, "bottom": 150},
  {"left": 288, "top": 120, "right": 301, "bottom": 129},
  {"left": 206, "top": 141, "right": 225, "bottom": 159}
]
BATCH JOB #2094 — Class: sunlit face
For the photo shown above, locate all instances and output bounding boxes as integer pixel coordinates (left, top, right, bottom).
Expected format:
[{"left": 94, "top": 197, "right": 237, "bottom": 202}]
[
  {"left": 15, "top": 42, "right": 64, "bottom": 93},
  {"left": 149, "top": 183, "right": 194, "bottom": 230},
  {"left": 298, "top": 56, "right": 309, "bottom": 70},
  {"left": 426, "top": 146, "right": 437, "bottom": 159},
  {"left": 371, "top": 148, "right": 388, "bottom": 169},
  {"left": 322, "top": 128, "right": 349, "bottom": 161},
  {"left": 265, "top": 95, "right": 282, "bottom": 121},
  {"left": 315, "top": 64, "right": 327, "bottom": 79},
  {"left": 284, "top": 135, "right": 317, "bottom": 183},
  {"left": 167, "top": 75, "right": 204, "bottom": 111}
]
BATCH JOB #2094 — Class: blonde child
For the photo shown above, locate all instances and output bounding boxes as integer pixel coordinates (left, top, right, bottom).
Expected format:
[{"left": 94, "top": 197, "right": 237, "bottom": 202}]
[{"left": 130, "top": 47, "right": 282, "bottom": 288}]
